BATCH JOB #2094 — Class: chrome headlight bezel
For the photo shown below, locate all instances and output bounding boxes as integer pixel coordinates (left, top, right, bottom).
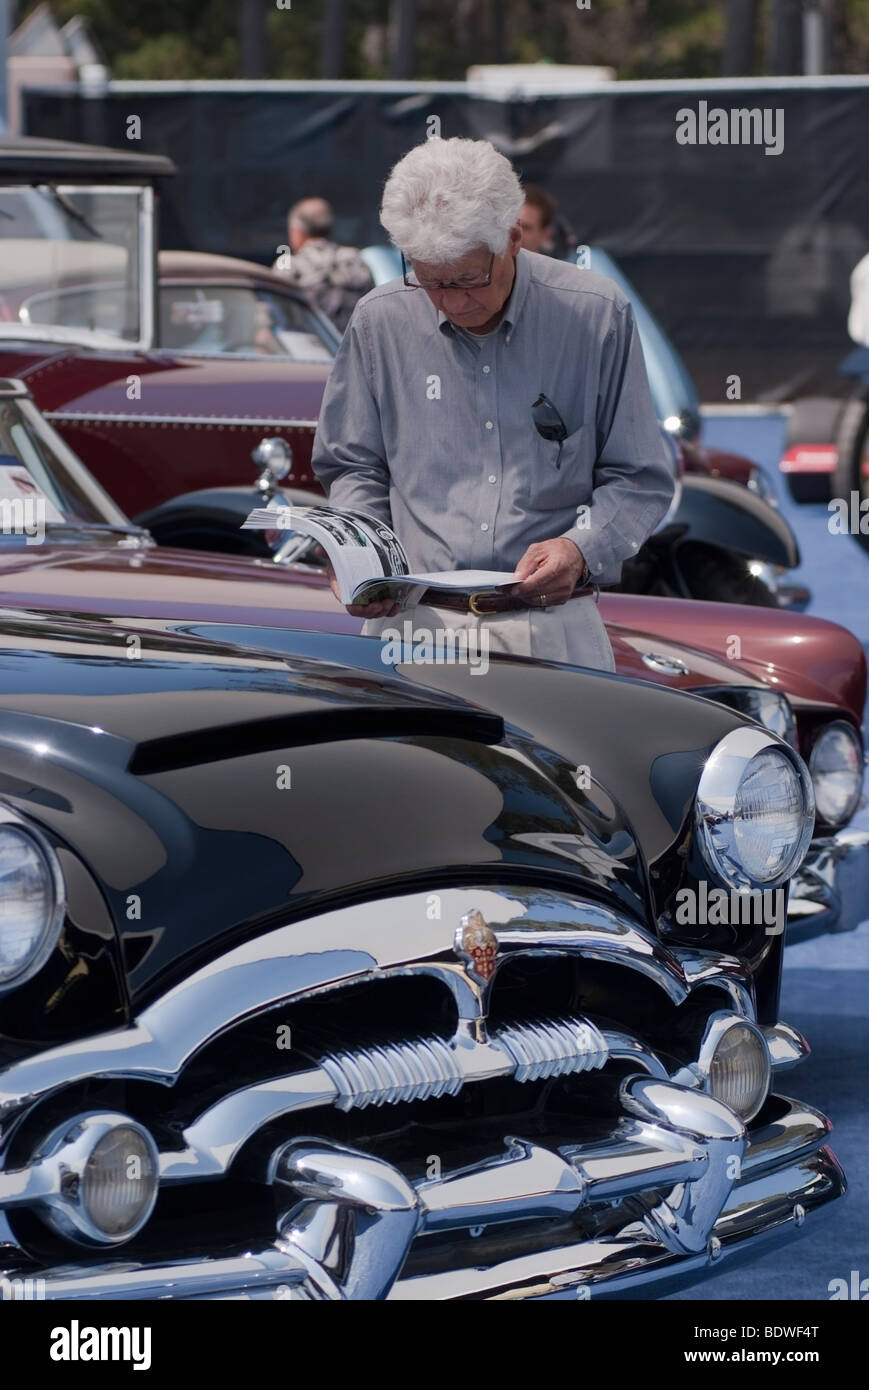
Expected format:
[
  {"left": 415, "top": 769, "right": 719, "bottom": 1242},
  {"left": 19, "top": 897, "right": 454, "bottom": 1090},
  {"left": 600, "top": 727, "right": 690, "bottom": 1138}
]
[
  {"left": 808, "top": 719, "right": 864, "bottom": 828},
  {"left": 695, "top": 726, "right": 815, "bottom": 892},
  {"left": 0, "top": 803, "right": 66, "bottom": 992}
]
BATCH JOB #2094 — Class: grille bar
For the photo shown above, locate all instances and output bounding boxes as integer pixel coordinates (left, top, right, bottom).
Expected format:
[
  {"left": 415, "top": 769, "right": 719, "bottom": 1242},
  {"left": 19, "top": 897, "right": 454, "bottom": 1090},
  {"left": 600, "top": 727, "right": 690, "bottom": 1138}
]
[
  {"left": 491, "top": 1016, "right": 608, "bottom": 1083},
  {"left": 318, "top": 1035, "right": 464, "bottom": 1111}
]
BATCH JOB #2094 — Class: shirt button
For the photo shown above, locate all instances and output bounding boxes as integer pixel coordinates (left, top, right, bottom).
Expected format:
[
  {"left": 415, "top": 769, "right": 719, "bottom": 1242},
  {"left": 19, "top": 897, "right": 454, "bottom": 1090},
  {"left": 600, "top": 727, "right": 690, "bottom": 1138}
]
[
  {"left": 482, "top": 365, "right": 491, "bottom": 374},
  {"left": 488, "top": 474, "right": 497, "bottom": 483},
  {"left": 480, "top": 523, "right": 489, "bottom": 532},
  {"left": 485, "top": 420, "right": 494, "bottom": 430}
]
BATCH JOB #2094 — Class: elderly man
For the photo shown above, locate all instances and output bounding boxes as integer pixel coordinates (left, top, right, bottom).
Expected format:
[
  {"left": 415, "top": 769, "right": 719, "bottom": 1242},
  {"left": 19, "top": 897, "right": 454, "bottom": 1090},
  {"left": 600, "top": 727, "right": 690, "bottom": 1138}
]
[
  {"left": 311, "top": 138, "right": 674, "bottom": 670},
  {"left": 273, "top": 197, "right": 372, "bottom": 334}
]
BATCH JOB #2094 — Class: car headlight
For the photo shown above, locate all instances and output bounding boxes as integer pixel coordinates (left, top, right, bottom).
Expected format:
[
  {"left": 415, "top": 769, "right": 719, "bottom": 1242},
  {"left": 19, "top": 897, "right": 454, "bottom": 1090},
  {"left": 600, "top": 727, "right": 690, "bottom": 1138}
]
[
  {"left": 32, "top": 1113, "right": 159, "bottom": 1247},
  {"left": 695, "top": 726, "right": 815, "bottom": 890},
  {"left": 697, "top": 1013, "right": 771, "bottom": 1121},
  {"left": 0, "top": 806, "right": 66, "bottom": 990},
  {"left": 703, "top": 687, "right": 797, "bottom": 749},
  {"left": 809, "top": 720, "right": 864, "bottom": 827}
]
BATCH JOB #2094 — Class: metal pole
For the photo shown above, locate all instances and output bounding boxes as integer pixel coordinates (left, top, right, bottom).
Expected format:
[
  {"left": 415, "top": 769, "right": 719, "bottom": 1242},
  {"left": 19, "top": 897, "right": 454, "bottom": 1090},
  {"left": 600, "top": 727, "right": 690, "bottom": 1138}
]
[
  {"left": 322, "top": 0, "right": 348, "bottom": 78},
  {"left": 0, "top": 0, "right": 10, "bottom": 132},
  {"left": 802, "top": 4, "right": 828, "bottom": 75},
  {"left": 389, "top": 0, "right": 418, "bottom": 81}
]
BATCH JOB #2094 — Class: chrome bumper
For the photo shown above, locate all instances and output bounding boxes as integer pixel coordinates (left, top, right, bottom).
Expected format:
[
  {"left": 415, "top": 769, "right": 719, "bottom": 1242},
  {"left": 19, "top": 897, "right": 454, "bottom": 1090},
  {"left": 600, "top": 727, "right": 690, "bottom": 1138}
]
[
  {"left": 788, "top": 827, "right": 869, "bottom": 939},
  {"left": 6, "top": 1087, "right": 842, "bottom": 1302},
  {"left": 0, "top": 885, "right": 845, "bottom": 1301}
]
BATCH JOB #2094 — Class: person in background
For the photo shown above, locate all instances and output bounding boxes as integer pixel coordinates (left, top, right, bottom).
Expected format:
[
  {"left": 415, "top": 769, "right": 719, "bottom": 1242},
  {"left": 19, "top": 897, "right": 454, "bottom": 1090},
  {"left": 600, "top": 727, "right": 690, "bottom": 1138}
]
[
  {"left": 519, "top": 184, "right": 578, "bottom": 261},
  {"left": 273, "top": 197, "right": 373, "bottom": 333},
  {"left": 518, "top": 185, "right": 557, "bottom": 254}
]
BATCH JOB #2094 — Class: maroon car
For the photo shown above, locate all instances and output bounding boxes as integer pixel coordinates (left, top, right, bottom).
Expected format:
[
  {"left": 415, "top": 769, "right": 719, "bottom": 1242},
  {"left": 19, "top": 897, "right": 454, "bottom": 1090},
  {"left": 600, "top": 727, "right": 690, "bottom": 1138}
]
[{"left": 0, "top": 375, "right": 864, "bottom": 940}]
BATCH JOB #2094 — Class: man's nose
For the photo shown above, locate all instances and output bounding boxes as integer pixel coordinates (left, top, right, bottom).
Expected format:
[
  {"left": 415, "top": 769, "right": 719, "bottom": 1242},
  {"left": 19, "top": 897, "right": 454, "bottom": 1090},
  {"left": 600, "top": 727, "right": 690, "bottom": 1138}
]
[{"left": 439, "top": 288, "right": 474, "bottom": 313}]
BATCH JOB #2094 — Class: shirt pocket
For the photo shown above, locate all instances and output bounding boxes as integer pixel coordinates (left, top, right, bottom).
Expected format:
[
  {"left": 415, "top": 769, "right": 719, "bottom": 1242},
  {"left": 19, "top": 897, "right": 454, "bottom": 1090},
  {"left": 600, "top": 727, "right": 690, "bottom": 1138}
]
[{"left": 522, "top": 422, "right": 598, "bottom": 512}]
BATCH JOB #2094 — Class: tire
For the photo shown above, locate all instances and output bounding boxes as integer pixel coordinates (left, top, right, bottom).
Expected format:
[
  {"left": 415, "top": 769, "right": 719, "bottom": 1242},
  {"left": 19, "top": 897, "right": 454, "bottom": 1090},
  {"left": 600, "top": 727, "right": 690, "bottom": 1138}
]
[
  {"left": 832, "top": 396, "right": 869, "bottom": 553},
  {"left": 676, "top": 543, "right": 779, "bottom": 606}
]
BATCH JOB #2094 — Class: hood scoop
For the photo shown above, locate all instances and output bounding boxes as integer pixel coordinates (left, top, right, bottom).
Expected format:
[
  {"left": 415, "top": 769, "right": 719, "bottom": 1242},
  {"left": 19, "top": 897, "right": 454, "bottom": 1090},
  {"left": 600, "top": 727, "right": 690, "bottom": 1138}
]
[{"left": 128, "top": 705, "right": 504, "bottom": 775}]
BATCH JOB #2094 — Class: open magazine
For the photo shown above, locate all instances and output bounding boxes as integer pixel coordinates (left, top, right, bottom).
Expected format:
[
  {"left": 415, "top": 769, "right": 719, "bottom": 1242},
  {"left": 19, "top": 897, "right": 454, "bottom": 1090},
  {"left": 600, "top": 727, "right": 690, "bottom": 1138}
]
[{"left": 241, "top": 502, "right": 519, "bottom": 609}]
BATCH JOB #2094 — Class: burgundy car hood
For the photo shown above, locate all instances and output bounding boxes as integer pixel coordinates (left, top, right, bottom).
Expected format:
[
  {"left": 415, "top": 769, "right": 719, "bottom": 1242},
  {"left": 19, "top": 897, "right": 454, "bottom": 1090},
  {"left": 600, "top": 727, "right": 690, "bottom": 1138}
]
[
  {"left": 3, "top": 343, "right": 328, "bottom": 421},
  {"left": 600, "top": 592, "right": 867, "bottom": 721},
  {"left": 41, "top": 356, "right": 328, "bottom": 422},
  {"left": 0, "top": 545, "right": 856, "bottom": 724}
]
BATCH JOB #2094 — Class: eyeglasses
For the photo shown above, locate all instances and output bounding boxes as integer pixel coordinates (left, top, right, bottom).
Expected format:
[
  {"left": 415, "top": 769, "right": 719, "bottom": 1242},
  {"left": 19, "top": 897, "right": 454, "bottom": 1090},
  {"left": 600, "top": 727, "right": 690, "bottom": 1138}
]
[
  {"left": 402, "top": 251, "right": 495, "bottom": 292},
  {"left": 531, "top": 393, "right": 567, "bottom": 470}
]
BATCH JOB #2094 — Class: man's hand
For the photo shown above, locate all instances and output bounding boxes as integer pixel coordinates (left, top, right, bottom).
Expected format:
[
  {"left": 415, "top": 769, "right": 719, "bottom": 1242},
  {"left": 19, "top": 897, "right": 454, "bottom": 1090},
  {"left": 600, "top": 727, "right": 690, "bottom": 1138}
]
[
  {"left": 514, "top": 538, "right": 585, "bottom": 607},
  {"left": 327, "top": 563, "right": 400, "bottom": 619}
]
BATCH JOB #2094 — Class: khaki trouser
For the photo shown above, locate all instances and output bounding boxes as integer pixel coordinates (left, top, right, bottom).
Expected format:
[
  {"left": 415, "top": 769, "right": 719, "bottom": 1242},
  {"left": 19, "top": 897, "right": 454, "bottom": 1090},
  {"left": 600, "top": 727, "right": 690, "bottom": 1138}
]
[{"left": 362, "top": 590, "right": 615, "bottom": 672}]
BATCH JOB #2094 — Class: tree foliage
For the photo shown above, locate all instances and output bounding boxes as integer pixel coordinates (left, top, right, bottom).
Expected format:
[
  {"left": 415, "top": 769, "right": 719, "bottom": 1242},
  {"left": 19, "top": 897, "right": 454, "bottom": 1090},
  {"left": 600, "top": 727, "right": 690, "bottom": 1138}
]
[{"left": 16, "top": 0, "right": 869, "bottom": 81}]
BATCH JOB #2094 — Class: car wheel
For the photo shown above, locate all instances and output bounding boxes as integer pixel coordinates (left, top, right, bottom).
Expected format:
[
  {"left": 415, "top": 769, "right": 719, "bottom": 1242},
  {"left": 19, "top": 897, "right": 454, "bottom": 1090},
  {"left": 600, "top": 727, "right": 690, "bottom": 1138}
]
[
  {"left": 833, "top": 395, "right": 869, "bottom": 553},
  {"left": 676, "top": 543, "right": 779, "bottom": 606}
]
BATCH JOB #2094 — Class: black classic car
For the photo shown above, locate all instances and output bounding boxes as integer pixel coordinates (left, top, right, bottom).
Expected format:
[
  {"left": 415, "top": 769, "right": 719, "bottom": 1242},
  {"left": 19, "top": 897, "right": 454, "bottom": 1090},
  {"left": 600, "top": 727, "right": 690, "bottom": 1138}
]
[{"left": 0, "top": 609, "right": 842, "bottom": 1299}]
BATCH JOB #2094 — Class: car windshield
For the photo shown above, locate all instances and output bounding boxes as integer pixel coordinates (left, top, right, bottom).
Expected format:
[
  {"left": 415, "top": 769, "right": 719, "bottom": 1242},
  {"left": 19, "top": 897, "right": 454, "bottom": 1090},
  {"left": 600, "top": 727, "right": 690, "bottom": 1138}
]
[
  {"left": 0, "top": 185, "right": 148, "bottom": 346},
  {"left": 0, "top": 389, "right": 141, "bottom": 545},
  {"left": 158, "top": 282, "right": 339, "bottom": 359}
]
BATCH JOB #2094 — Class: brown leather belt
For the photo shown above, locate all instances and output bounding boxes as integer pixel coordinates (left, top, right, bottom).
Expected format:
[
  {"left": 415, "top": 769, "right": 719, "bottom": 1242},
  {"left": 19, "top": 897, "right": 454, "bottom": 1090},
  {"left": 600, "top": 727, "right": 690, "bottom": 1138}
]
[{"left": 420, "top": 583, "right": 598, "bottom": 615}]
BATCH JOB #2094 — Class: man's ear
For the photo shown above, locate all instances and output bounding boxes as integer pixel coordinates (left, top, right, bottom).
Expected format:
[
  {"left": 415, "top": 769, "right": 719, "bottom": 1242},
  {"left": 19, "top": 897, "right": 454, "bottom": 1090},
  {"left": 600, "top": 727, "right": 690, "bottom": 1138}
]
[{"left": 507, "top": 224, "right": 523, "bottom": 255}]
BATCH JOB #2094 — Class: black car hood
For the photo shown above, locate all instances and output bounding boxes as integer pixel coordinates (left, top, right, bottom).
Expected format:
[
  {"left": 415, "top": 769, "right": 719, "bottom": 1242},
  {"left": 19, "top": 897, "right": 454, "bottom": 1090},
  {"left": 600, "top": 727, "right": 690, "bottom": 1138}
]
[{"left": 0, "top": 614, "right": 711, "bottom": 1010}]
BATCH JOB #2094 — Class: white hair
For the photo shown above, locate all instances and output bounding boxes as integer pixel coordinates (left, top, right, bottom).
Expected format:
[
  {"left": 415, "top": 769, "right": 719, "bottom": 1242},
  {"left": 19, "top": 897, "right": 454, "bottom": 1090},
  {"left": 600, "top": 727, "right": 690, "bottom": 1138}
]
[{"left": 380, "top": 137, "right": 524, "bottom": 265}]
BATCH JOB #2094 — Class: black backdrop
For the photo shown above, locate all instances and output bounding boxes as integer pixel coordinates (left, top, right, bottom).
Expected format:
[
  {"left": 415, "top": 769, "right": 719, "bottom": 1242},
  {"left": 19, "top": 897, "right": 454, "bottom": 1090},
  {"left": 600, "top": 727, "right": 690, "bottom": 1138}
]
[{"left": 22, "top": 80, "right": 869, "bottom": 402}]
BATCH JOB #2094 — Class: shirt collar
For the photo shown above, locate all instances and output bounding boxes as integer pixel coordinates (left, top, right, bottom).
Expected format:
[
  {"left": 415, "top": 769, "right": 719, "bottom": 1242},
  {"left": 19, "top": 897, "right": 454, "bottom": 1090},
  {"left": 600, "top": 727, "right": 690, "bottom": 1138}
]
[{"left": 436, "top": 249, "right": 530, "bottom": 342}]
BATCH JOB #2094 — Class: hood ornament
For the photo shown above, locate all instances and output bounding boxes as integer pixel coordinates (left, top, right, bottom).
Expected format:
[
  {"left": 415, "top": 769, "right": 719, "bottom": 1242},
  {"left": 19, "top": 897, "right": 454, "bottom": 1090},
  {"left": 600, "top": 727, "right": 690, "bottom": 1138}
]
[{"left": 453, "top": 909, "right": 499, "bottom": 985}]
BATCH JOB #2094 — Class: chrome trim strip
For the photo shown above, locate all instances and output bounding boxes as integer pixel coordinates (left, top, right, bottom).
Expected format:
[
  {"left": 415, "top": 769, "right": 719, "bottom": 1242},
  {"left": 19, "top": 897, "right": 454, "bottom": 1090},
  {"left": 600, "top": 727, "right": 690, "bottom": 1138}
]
[{"left": 45, "top": 411, "right": 319, "bottom": 429}]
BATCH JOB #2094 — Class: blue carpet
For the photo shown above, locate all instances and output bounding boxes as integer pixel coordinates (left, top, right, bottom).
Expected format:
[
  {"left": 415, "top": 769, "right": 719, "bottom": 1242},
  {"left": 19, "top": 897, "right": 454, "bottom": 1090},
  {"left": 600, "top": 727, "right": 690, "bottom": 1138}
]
[{"left": 663, "top": 413, "right": 869, "bottom": 1300}]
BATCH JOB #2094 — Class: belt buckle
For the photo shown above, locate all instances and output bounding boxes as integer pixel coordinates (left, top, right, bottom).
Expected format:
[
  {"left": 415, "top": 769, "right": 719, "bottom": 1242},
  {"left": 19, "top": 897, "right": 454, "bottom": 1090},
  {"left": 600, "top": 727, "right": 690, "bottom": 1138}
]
[{"left": 469, "top": 590, "right": 499, "bottom": 616}]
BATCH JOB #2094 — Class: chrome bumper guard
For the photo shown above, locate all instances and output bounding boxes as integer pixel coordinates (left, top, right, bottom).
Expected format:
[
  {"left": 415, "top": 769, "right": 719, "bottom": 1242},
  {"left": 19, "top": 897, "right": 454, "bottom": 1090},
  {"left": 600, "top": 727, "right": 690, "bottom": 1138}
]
[
  {"left": 11, "top": 1083, "right": 842, "bottom": 1301},
  {"left": 788, "top": 827, "right": 869, "bottom": 938}
]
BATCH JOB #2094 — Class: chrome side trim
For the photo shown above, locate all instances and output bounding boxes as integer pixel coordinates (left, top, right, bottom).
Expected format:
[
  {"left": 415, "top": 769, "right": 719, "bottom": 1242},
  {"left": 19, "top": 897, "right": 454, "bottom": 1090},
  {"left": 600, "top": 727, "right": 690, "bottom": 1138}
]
[{"left": 45, "top": 411, "right": 319, "bottom": 429}]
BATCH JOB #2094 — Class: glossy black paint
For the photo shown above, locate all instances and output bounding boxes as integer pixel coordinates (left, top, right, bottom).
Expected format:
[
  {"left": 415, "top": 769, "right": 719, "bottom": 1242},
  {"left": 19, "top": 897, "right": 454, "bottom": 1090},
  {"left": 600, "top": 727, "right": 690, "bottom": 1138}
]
[{"left": 0, "top": 612, "right": 761, "bottom": 1053}]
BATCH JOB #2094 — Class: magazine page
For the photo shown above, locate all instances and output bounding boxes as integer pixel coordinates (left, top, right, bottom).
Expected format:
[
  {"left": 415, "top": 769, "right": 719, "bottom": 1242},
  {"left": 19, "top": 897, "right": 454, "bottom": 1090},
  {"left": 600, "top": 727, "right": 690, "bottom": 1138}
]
[
  {"left": 242, "top": 503, "right": 519, "bottom": 606},
  {"left": 242, "top": 503, "right": 411, "bottom": 604}
]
